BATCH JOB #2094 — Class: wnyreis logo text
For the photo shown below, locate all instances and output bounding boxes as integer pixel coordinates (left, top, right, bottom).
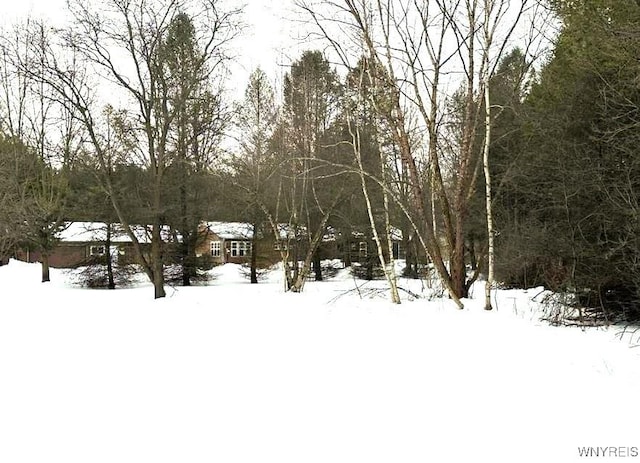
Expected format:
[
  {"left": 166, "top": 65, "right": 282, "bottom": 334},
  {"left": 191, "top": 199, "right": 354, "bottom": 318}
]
[{"left": 578, "top": 447, "right": 639, "bottom": 458}]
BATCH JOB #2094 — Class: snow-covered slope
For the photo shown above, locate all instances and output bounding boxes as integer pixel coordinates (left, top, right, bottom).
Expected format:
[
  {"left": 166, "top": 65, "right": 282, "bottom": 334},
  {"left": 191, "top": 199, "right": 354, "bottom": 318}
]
[{"left": 1, "top": 260, "right": 638, "bottom": 463}]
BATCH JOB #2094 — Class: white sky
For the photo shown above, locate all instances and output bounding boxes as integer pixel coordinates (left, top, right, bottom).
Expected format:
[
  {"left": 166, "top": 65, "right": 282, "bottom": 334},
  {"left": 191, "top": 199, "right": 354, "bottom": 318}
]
[
  {"left": 230, "top": 0, "right": 311, "bottom": 99},
  {"left": 2, "top": 0, "right": 313, "bottom": 101},
  {"left": 2, "top": 0, "right": 554, "bottom": 108}
]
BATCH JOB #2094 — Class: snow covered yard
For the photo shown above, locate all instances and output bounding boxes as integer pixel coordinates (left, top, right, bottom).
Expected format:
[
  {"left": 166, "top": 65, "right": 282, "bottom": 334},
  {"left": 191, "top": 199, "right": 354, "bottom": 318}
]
[{"left": 1, "top": 260, "right": 639, "bottom": 463}]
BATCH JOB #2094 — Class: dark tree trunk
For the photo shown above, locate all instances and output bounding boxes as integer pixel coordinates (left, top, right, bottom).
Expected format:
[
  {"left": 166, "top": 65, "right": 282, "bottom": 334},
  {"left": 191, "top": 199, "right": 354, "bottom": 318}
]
[
  {"left": 451, "top": 223, "right": 468, "bottom": 299},
  {"left": 313, "top": 250, "right": 322, "bottom": 281},
  {"left": 467, "top": 240, "right": 477, "bottom": 272},
  {"left": 366, "top": 257, "right": 373, "bottom": 280},
  {"left": 250, "top": 221, "right": 258, "bottom": 284},
  {"left": 154, "top": 269, "right": 165, "bottom": 299},
  {"left": 344, "top": 238, "right": 352, "bottom": 267},
  {"left": 402, "top": 230, "right": 416, "bottom": 277},
  {"left": 180, "top": 161, "right": 192, "bottom": 287},
  {"left": 292, "top": 243, "right": 299, "bottom": 284},
  {"left": 181, "top": 236, "right": 192, "bottom": 287},
  {"left": 151, "top": 222, "right": 166, "bottom": 299},
  {"left": 106, "top": 224, "right": 115, "bottom": 289},
  {"left": 41, "top": 253, "right": 50, "bottom": 283}
]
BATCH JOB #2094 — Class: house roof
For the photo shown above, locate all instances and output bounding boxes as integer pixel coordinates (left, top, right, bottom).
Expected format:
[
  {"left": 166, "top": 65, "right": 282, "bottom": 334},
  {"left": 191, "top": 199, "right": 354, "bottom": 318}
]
[
  {"left": 205, "top": 222, "right": 305, "bottom": 241},
  {"left": 57, "top": 222, "right": 172, "bottom": 244},
  {"left": 203, "top": 222, "right": 404, "bottom": 242},
  {"left": 205, "top": 222, "right": 254, "bottom": 240},
  {"left": 335, "top": 227, "right": 403, "bottom": 241},
  {"left": 58, "top": 221, "right": 404, "bottom": 245}
]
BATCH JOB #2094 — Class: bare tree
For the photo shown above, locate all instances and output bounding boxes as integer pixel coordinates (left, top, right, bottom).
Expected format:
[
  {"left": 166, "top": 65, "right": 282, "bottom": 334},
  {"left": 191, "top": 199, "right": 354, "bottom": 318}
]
[
  {"left": 0, "top": 20, "right": 78, "bottom": 282},
  {"left": 298, "top": 0, "right": 546, "bottom": 308},
  {"left": 11, "top": 0, "right": 240, "bottom": 297}
]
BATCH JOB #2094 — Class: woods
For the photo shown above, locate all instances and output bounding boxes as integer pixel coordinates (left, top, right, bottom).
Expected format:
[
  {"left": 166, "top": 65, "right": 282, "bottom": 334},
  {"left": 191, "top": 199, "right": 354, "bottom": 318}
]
[{"left": 1, "top": 0, "right": 639, "bottom": 321}]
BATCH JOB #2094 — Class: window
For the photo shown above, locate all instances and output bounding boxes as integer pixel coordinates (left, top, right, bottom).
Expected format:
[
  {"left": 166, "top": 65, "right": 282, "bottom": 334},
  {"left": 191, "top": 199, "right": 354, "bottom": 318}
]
[
  {"left": 231, "top": 241, "right": 251, "bottom": 257},
  {"left": 89, "top": 245, "right": 106, "bottom": 256},
  {"left": 211, "top": 241, "right": 221, "bottom": 257},
  {"left": 274, "top": 241, "right": 288, "bottom": 251}
]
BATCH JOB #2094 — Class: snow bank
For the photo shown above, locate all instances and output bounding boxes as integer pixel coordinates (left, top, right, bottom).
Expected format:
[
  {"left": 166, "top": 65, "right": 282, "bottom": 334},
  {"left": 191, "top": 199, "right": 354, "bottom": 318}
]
[{"left": 1, "top": 260, "right": 638, "bottom": 463}]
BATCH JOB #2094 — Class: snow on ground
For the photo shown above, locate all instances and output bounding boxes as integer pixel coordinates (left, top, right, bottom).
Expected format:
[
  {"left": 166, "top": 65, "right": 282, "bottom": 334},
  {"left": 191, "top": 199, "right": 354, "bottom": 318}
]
[{"left": 1, "top": 260, "right": 639, "bottom": 463}]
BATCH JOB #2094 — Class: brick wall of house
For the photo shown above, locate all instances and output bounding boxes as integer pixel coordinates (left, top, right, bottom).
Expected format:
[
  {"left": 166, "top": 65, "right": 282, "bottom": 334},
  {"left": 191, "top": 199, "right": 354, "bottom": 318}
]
[{"left": 15, "top": 244, "right": 87, "bottom": 268}]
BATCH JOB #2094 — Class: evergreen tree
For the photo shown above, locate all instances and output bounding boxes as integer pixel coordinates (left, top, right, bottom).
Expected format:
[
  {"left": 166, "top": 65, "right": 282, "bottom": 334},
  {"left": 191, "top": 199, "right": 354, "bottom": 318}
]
[
  {"left": 160, "top": 12, "right": 227, "bottom": 286},
  {"left": 280, "top": 50, "right": 344, "bottom": 290},
  {"left": 0, "top": 134, "right": 35, "bottom": 262},
  {"left": 233, "top": 67, "right": 279, "bottom": 283},
  {"left": 504, "top": 0, "right": 640, "bottom": 320}
]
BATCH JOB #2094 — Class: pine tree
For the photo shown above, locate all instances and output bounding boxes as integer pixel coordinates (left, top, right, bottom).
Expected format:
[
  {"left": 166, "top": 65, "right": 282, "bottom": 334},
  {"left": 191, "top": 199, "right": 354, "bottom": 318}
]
[{"left": 234, "top": 68, "right": 279, "bottom": 283}]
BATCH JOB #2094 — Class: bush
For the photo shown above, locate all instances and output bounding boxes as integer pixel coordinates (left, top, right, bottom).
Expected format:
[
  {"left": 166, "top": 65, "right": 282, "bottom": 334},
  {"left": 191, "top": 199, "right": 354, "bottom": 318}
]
[{"left": 70, "top": 263, "right": 140, "bottom": 288}]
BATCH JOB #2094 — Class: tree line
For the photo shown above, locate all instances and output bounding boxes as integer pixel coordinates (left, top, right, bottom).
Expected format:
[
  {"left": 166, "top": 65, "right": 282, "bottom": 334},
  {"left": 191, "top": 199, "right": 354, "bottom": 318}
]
[{"left": 0, "top": 0, "right": 639, "bottom": 321}]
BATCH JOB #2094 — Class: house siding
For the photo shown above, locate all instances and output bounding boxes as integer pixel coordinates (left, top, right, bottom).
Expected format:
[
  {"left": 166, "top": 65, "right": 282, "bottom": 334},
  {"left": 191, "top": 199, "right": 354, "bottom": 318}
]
[{"left": 15, "top": 242, "right": 143, "bottom": 269}]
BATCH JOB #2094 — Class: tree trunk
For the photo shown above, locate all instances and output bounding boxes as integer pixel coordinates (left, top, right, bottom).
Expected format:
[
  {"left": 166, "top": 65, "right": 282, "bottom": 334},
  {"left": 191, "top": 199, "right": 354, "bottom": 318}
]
[
  {"left": 106, "top": 223, "right": 115, "bottom": 289},
  {"left": 41, "top": 252, "right": 50, "bottom": 283},
  {"left": 482, "top": 0, "right": 495, "bottom": 310},
  {"left": 450, "top": 226, "right": 468, "bottom": 299},
  {"left": 179, "top": 157, "right": 191, "bottom": 287},
  {"left": 250, "top": 220, "right": 258, "bottom": 284},
  {"left": 483, "top": 68, "right": 495, "bottom": 310},
  {"left": 380, "top": 135, "right": 401, "bottom": 303},
  {"left": 366, "top": 257, "right": 373, "bottom": 280},
  {"left": 290, "top": 199, "right": 339, "bottom": 292},
  {"left": 344, "top": 239, "right": 352, "bottom": 267},
  {"left": 181, "top": 234, "right": 192, "bottom": 287},
  {"left": 291, "top": 242, "right": 299, "bottom": 289},
  {"left": 154, "top": 266, "right": 165, "bottom": 299},
  {"left": 402, "top": 229, "right": 414, "bottom": 277},
  {"left": 151, "top": 223, "right": 165, "bottom": 299},
  {"left": 313, "top": 250, "right": 322, "bottom": 281}
]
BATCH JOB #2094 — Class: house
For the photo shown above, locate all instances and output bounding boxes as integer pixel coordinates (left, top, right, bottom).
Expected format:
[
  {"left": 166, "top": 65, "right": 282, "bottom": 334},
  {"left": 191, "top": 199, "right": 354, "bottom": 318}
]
[
  {"left": 196, "top": 221, "right": 256, "bottom": 265},
  {"left": 334, "top": 227, "right": 406, "bottom": 265},
  {"left": 197, "top": 221, "right": 331, "bottom": 267},
  {"left": 196, "top": 221, "right": 300, "bottom": 266},
  {"left": 14, "top": 222, "right": 154, "bottom": 268},
  {"left": 14, "top": 220, "right": 410, "bottom": 270},
  {"left": 196, "top": 221, "right": 408, "bottom": 268},
  {"left": 15, "top": 220, "right": 272, "bottom": 269},
  {"left": 195, "top": 221, "right": 413, "bottom": 267}
]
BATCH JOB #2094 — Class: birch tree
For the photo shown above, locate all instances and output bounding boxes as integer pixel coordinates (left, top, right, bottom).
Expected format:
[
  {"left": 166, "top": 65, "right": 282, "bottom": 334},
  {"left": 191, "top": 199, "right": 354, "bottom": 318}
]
[
  {"left": 344, "top": 57, "right": 401, "bottom": 302},
  {"left": 282, "top": 50, "right": 343, "bottom": 292},
  {"left": 477, "top": 0, "right": 549, "bottom": 309},
  {"left": 298, "top": 0, "right": 545, "bottom": 307}
]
